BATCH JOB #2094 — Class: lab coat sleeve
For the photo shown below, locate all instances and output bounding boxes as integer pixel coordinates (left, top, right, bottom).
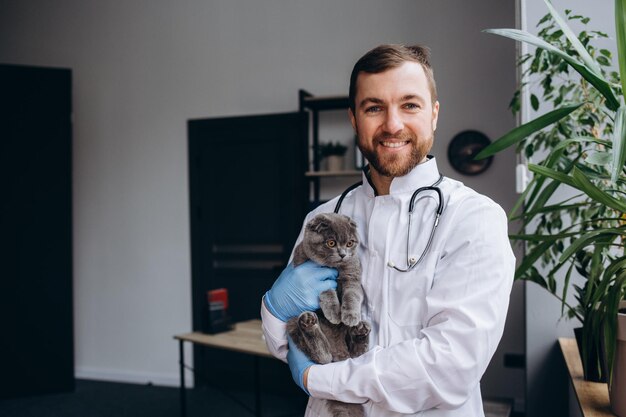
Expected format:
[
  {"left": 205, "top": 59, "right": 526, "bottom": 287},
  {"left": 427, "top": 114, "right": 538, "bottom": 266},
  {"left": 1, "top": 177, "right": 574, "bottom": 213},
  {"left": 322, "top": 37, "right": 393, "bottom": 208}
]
[
  {"left": 261, "top": 297, "right": 289, "bottom": 363},
  {"left": 306, "top": 197, "right": 515, "bottom": 413}
]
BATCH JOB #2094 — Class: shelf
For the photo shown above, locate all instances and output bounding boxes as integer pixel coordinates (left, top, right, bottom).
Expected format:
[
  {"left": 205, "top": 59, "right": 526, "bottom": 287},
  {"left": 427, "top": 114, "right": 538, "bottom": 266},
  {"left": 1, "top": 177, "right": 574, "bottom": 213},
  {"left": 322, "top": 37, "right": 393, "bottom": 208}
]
[
  {"left": 305, "top": 170, "right": 362, "bottom": 178},
  {"left": 300, "top": 94, "right": 349, "bottom": 111},
  {"left": 558, "top": 337, "right": 614, "bottom": 416}
]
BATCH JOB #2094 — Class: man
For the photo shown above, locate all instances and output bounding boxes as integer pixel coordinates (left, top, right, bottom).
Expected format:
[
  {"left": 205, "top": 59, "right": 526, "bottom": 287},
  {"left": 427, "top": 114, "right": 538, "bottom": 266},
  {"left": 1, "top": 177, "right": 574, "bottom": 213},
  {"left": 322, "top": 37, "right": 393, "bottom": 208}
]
[{"left": 261, "top": 44, "right": 515, "bottom": 417}]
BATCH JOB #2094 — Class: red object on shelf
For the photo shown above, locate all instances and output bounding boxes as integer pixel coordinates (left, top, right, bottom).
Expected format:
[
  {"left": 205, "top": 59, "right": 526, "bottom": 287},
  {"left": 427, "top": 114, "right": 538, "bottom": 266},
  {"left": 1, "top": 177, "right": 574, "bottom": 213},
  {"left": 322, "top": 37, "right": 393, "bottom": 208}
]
[{"left": 207, "top": 288, "right": 229, "bottom": 310}]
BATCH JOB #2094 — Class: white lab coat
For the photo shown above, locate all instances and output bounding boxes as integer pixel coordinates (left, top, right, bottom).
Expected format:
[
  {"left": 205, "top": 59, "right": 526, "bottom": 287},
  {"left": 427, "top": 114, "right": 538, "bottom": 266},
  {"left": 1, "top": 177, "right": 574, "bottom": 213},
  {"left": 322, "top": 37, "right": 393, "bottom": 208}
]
[{"left": 261, "top": 157, "right": 515, "bottom": 416}]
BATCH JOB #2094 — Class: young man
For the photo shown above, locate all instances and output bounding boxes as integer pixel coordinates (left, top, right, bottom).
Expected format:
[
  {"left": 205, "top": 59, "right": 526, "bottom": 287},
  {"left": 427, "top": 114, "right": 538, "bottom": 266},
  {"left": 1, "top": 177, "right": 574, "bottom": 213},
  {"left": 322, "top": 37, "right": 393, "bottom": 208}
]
[{"left": 261, "top": 44, "right": 515, "bottom": 417}]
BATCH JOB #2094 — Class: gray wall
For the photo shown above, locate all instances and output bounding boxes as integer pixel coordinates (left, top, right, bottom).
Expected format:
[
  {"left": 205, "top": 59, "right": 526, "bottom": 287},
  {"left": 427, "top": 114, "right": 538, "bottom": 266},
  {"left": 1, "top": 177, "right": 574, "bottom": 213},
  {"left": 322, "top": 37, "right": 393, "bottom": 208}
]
[
  {"left": 0, "top": 0, "right": 522, "bottom": 405},
  {"left": 520, "top": 0, "right": 617, "bottom": 416}
]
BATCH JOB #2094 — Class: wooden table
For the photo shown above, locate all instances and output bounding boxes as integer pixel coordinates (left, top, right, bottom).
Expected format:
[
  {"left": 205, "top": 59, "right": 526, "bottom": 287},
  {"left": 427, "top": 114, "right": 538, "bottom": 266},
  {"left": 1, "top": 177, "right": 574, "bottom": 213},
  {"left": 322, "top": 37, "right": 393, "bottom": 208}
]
[
  {"left": 559, "top": 338, "right": 615, "bottom": 416},
  {"left": 174, "top": 319, "right": 273, "bottom": 417}
]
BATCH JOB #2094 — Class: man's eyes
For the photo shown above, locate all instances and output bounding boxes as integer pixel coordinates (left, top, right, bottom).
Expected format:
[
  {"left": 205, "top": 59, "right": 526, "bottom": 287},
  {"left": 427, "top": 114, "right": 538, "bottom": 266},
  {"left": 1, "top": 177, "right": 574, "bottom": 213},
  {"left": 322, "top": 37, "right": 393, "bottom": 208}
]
[
  {"left": 364, "top": 106, "right": 382, "bottom": 113},
  {"left": 364, "top": 103, "right": 420, "bottom": 114}
]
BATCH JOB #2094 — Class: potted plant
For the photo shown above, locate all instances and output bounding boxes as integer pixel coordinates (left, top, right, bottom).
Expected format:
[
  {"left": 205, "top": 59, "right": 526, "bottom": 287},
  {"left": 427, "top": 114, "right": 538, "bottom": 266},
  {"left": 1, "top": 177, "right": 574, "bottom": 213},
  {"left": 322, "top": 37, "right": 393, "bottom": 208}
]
[
  {"left": 319, "top": 141, "right": 348, "bottom": 172},
  {"left": 476, "top": 0, "right": 626, "bottom": 392}
]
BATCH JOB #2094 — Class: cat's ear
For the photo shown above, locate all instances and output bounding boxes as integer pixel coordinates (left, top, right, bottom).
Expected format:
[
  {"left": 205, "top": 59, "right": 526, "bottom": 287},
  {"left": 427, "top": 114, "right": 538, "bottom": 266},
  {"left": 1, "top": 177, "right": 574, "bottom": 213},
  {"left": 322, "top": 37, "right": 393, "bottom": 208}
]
[
  {"left": 307, "top": 213, "right": 332, "bottom": 233},
  {"left": 339, "top": 214, "right": 357, "bottom": 230}
]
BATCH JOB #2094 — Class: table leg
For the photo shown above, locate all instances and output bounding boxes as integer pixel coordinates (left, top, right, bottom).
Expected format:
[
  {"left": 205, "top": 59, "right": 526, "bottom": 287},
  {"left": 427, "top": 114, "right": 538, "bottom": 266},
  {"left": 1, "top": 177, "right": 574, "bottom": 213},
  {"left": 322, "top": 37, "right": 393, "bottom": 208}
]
[
  {"left": 179, "top": 339, "right": 187, "bottom": 417},
  {"left": 254, "top": 355, "right": 261, "bottom": 417}
]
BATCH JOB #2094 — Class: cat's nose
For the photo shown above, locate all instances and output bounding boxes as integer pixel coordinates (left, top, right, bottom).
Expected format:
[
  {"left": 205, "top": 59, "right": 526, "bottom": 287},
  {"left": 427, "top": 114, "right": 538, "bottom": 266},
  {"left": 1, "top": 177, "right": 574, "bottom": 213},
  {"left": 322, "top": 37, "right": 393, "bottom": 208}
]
[{"left": 339, "top": 252, "right": 346, "bottom": 259}]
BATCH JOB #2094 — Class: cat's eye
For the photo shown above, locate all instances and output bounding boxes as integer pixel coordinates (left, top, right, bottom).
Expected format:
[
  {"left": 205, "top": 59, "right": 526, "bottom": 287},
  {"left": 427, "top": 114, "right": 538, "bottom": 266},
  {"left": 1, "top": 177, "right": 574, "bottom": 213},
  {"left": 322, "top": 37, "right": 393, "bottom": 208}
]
[
  {"left": 326, "top": 239, "right": 336, "bottom": 248},
  {"left": 346, "top": 240, "right": 355, "bottom": 248}
]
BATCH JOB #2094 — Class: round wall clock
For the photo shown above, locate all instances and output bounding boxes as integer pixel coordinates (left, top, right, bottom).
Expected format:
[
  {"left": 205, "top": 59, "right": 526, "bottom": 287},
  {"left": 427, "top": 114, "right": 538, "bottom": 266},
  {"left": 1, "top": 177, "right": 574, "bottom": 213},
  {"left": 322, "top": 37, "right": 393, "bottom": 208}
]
[{"left": 447, "top": 130, "right": 493, "bottom": 175}]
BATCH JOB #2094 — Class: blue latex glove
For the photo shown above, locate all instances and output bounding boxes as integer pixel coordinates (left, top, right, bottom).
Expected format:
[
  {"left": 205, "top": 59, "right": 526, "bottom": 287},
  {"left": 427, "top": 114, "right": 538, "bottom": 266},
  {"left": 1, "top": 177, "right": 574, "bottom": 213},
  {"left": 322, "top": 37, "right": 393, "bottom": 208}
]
[
  {"left": 287, "top": 336, "right": 315, "bottom": 395},
  {"left": 264, "top": 261, "right": 338, "bottom": 322}
]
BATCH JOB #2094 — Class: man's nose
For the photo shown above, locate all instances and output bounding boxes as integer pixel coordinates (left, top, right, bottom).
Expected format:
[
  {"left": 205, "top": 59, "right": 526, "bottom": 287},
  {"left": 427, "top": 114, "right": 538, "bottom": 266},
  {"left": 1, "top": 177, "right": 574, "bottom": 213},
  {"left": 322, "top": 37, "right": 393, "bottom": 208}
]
[{"left": 383, "top": 108, "right": 403, "bottom": 134}]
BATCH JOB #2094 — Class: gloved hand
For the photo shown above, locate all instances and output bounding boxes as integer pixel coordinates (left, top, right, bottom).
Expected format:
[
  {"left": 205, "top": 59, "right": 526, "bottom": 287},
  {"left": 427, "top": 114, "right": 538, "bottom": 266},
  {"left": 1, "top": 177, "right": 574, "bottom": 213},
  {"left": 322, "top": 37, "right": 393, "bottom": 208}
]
[
  {"left": 287, "top": 336, "right": 314, "bottom": 395},
  {"left": 264, "top": 261, "right": 338, "bottom": 322}
]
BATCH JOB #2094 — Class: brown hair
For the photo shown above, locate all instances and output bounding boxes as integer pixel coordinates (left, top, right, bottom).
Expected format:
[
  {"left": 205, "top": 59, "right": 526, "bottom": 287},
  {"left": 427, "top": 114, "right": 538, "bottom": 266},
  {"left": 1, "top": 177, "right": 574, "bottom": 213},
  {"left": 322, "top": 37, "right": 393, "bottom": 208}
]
[{"left": 349, "top": 44, "right": 437, "bottom": 112}]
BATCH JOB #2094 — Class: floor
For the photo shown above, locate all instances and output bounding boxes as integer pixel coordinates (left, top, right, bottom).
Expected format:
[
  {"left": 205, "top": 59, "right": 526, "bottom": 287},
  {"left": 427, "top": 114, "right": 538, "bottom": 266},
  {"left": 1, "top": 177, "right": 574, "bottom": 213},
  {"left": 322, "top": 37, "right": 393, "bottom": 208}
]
[
  {"left": 0, "top": 379, "right": 306, "bottom": 417},
  {"left": 0, "top": 379, "right": 514, "bottom": 417}
]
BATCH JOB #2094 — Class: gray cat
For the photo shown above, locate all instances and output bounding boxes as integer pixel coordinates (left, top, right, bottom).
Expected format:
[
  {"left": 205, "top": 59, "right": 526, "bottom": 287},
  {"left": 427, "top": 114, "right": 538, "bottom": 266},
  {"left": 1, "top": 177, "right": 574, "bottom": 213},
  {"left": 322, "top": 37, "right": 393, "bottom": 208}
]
[{"left": 287, "top": 213, "right": 371, "bottom": 417}]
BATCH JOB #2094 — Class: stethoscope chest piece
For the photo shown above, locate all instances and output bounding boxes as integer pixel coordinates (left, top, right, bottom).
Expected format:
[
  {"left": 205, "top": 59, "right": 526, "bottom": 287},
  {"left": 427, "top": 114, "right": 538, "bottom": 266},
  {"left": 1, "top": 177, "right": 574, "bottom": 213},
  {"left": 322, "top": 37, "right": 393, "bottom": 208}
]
[{"left": 336, "top": 173, "right": 445, "bottom": 273}]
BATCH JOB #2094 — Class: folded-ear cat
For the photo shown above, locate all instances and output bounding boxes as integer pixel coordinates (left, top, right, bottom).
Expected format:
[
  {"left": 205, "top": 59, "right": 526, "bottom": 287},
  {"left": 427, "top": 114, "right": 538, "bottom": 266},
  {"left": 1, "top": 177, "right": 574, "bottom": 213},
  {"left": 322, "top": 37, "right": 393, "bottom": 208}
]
[{"left": 287, "top": 213, "right": 371, "bottom": 417}]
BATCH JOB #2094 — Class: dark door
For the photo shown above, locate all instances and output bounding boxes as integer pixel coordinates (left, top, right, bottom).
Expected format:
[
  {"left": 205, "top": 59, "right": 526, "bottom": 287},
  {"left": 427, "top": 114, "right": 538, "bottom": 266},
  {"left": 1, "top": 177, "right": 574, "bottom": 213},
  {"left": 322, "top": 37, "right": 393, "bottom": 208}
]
[
  {"left": 188, "top": 112, "right": 308, "bottom": 391},
  {"left": 0, "top": 64, "right": 74, "bottom": 398}
]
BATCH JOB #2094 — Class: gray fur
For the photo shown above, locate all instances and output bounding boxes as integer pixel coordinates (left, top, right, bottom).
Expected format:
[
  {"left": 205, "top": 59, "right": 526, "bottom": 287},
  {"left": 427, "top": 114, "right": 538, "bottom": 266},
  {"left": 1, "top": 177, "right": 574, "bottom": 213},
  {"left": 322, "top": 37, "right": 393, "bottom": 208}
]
[{"left": 288, "top": 213, "right": 370, "bottom": 417}]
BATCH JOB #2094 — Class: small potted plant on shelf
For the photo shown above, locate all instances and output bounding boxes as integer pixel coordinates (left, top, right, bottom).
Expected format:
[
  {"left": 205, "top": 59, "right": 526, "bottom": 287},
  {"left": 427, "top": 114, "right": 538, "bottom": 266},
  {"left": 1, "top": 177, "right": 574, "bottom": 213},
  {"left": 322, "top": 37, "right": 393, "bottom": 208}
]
[
  {"left": 319, "top": 141, "right": 348, "bottom": 172},
  {"left": 476, "top": 0, "right": 626, "bottom": 399}
]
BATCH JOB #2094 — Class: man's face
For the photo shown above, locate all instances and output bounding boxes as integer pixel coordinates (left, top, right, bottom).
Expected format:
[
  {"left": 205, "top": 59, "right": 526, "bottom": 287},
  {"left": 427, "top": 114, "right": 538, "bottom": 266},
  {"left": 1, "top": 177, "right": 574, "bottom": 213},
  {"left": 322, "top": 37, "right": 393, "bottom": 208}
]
[{"left": 349, "top": 61, "right": 439, "bottom": 178}]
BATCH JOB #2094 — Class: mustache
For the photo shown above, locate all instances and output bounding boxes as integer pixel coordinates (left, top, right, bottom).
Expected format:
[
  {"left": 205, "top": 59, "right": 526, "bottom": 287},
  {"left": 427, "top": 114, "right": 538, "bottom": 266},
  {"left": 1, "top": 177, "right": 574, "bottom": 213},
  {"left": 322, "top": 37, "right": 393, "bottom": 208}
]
[{"left": 374, "top": 130, "right": 416, "bottom": 141}]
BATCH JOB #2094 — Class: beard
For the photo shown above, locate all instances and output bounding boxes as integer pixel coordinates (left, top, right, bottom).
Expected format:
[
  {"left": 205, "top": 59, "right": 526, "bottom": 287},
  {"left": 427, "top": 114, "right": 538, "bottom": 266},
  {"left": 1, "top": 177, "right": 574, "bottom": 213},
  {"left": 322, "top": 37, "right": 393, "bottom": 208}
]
[{"left": 357, "top": 129, "right": 434, "bottom": 178}]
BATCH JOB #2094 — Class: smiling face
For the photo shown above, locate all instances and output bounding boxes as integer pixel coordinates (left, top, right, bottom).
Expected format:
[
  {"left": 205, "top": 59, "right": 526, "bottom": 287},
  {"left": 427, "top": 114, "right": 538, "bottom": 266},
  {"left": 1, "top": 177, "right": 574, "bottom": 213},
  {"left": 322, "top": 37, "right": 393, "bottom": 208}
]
[{"left": 349, "top": 61, "right": 439, "bottom": 189}]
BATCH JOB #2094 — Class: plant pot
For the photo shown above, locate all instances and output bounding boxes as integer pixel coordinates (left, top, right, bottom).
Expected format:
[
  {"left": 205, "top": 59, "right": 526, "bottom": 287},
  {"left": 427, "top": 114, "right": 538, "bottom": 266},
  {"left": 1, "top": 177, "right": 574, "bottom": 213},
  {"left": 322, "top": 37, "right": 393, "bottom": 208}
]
[
  {"left": 325, "top": 155, "right": 345, "bottom": 172},
  {"left": 574, "top": 326, "right": 608, "bottom": 382},
  {"left": 610, "top": 304, "right": 626, "bottom": 416}
]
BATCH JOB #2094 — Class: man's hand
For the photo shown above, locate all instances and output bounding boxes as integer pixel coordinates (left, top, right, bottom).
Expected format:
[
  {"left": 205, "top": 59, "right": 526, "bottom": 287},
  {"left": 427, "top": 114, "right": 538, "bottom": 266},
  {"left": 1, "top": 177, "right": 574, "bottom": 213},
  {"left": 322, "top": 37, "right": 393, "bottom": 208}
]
[
  {"left": 287, "top": 337, "right": 314, "bottom": 394},
  {"left": 264, "top": 261, "right": 338, "bottom": 322}
]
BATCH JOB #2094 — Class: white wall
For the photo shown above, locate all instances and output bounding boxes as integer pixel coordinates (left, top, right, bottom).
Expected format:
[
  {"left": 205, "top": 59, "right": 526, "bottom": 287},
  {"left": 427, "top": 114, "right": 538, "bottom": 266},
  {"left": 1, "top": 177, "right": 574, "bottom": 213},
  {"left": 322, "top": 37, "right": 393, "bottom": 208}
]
[
  {"left": 519, "top": 0, "right": 617, "bottom": 416},
  {"left": 0, "top": 0, "right": 521, "bottom": 401}
]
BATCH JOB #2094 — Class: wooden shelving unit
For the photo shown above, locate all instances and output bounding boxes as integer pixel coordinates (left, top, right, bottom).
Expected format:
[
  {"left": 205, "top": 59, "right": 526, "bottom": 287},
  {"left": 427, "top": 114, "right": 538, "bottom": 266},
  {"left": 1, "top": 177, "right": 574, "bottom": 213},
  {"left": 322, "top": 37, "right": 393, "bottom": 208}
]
[{"left": 299, "top": 89, "right": 357, "bottom": 204}]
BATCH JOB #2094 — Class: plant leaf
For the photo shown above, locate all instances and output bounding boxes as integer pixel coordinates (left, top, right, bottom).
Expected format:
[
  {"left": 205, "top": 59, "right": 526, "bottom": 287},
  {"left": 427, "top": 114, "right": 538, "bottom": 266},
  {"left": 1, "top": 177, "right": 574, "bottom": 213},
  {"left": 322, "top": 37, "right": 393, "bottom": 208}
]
[
  {"left": 512, "top": 202, "right": 587, "bottom": 221},
  {"left": 483, "top": 28, "right": 620, "bottom": 110},
  {"left": 522, "top": 148, "right": 566, "bottom": 213},
  {"left": 528, "top": 164, "right": 578, "bottom": 188},
  {"left": 611, "top": 105, "right": 626, "bottom": 183},
  {"left": 544, "top": 0, "right": 604, "bottom": 77},
  {"left": 616, "top": 0, "right": 626, "bottom": 101},
  {"left": 585, "top": 151, "right": 612, "bottom": 165},
  {"left": 553, "top": 136, "right": 613, "bottom": 152},
  {"left": 561, "top": 261, "right": 575, "bottom": 316},
  {"left": 515, "top": 240, "right": 555, "bottom": 279},
  {"left": 510, "top": 232, "right": 579, "bottom": 242},
  {"left": 572, "top": 167, "right": 626, "bottom": 211},
  {"left": 559, "top": 228, "right": 625, "bottom": 263},
  {"left": 475, "top": 103, "right": 584, "bottom": 159},
  {"left": 526, "top": 178, "right": 562, "bottom": 218},
  {"left": 530, "top": 164, "right": 626, "bottom": 211},
  {"left": 531, "top": 94, "right": 540, "bottom": 111}
]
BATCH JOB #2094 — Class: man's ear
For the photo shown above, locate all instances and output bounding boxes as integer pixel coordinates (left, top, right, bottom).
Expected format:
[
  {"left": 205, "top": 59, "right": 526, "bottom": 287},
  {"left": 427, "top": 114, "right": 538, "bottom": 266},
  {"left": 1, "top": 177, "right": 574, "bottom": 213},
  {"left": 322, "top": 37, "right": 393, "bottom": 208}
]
[
  {"left": 349, "top": 108, "right": 356, "bottom": 131},
  {"left": 431, "top": 100, "right": 440, "bottom": 131}
]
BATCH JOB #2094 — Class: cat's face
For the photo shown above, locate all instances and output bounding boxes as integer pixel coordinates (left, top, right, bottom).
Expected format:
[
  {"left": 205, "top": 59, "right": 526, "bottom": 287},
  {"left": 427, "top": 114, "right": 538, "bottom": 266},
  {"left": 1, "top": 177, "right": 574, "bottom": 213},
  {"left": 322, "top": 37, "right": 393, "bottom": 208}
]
[{"left": 304, "top": 213, "right": 359, "bottom": 267}]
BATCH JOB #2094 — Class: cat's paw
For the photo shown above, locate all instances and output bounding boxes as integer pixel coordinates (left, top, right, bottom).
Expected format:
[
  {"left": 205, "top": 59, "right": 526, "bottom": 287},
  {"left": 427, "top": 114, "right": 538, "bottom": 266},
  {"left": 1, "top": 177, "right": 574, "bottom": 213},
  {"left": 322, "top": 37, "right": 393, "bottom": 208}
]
[
  {"left": 324, "top": 311, "right": 341, "bottom": 325},
  {"left": 320, "top": 292, "right": 341, "bottom": 324},
  {"left": 341, "top": 308, "right": 361, "bottom": 327},
  {"left": 349, "top": 321, "right": 371, "bottom": 339},
  {"left": 297, "top": 311, "right": 319, "bottom": 332}
]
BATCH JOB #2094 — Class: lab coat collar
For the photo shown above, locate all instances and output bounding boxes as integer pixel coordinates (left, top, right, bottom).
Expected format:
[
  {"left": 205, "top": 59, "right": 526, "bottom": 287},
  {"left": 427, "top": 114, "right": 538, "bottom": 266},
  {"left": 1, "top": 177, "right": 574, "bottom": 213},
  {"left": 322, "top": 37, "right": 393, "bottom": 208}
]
[{"left": 361, "top": 156, "right": 441, "bottom": 197}]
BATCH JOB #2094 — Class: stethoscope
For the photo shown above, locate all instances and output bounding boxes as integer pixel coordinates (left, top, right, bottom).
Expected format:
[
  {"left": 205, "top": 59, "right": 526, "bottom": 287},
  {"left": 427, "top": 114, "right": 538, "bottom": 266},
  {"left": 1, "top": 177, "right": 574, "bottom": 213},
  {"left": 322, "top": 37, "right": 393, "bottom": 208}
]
[{"left": 334, "top": 169, "right": 444, "bottom": 273}]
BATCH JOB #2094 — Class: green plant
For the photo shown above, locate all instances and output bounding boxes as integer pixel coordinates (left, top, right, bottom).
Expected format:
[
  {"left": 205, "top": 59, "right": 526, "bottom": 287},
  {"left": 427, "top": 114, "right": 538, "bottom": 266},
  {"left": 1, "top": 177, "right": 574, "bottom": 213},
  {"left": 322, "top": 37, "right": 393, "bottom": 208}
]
[
  {"left": 476, "top": 0, "right": 626, "bottom": 382},
  {"left": 319, "top": 141, "right": 348, "bottom": 158}
]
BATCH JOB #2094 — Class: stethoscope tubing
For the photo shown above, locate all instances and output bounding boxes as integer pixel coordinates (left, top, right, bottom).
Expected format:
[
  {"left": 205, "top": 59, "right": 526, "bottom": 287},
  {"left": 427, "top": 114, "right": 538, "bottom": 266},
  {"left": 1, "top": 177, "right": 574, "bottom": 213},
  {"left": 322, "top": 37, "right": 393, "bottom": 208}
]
[{"left": 334, "top": 173, "right": 445, "bottom": 272}]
